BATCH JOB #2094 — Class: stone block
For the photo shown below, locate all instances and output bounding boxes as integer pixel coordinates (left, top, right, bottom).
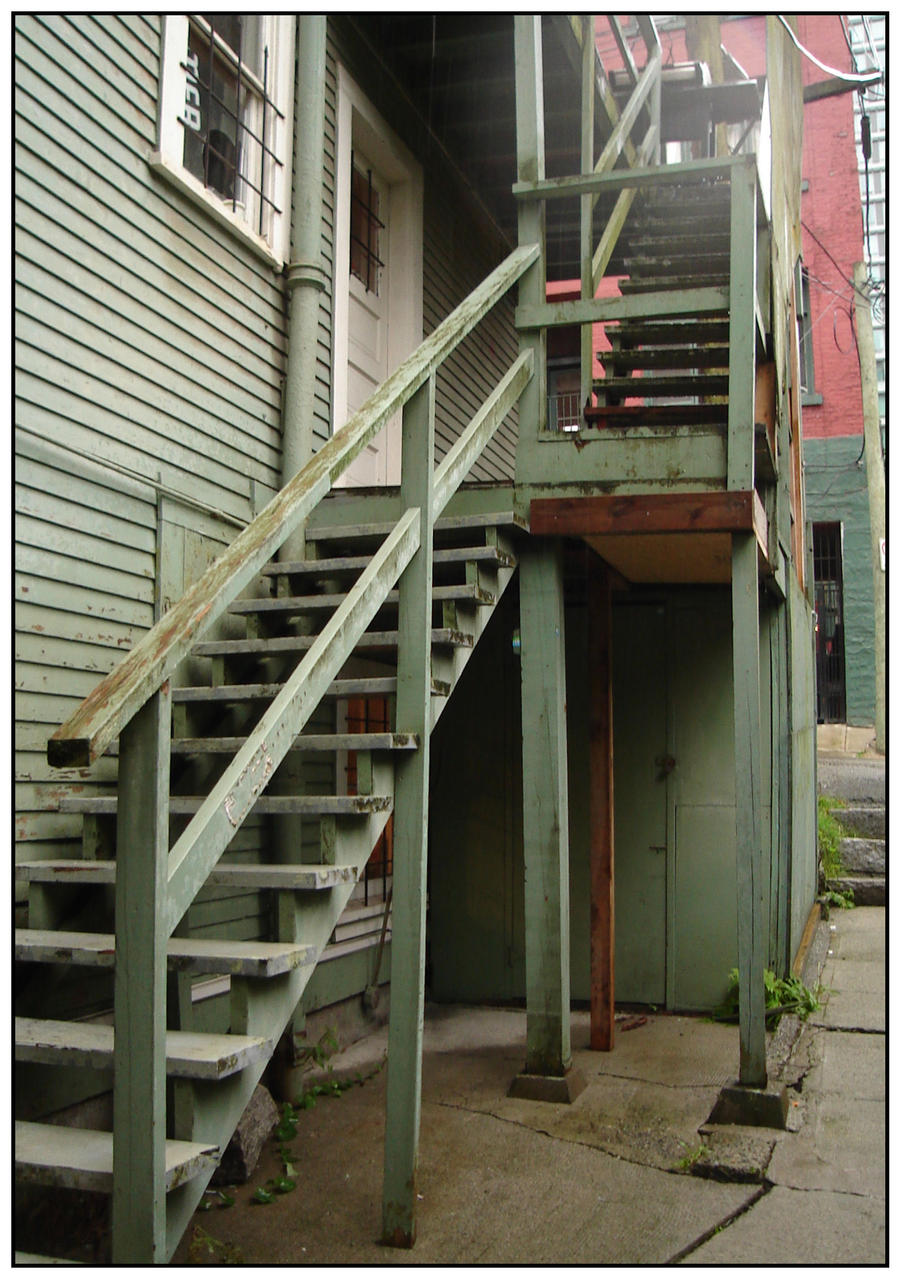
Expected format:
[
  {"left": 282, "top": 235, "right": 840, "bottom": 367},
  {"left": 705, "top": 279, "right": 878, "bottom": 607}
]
[
  {"left": 508, "top": 1068, "right": 587, "bottom": 1104},
  {"left": 706, "top": 1081, "right": 788, "bottom": 1130},
  {"left": 838, "top": 837, "right": 885, "bottom": 874},
  {"left": 212, "top": 1084, "right": 279, "bottom": 1185},
  {"left": 838, "top": 806, "right": 885, "bottom": 839}
]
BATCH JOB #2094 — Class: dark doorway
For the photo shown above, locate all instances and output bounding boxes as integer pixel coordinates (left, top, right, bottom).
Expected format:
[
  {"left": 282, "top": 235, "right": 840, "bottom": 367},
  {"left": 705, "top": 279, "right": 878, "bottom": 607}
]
[{"left": 813, "top": 523, "right": 847, "bottom": 723}]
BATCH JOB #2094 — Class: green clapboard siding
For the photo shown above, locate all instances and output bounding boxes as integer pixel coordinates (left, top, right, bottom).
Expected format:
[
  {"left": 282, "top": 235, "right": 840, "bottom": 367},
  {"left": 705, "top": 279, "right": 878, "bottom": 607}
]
[{"left": 803, "top": 434, "right": 876, "bottom": 725}]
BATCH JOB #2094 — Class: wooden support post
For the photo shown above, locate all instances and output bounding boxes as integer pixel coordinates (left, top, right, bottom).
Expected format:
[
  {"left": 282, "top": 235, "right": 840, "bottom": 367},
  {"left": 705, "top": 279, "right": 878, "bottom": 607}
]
[
  {"left": 731, "top": 534, "right": 767, "bottom": 1086},
  {"left": 112, "top": 685, "right": 171, "bottom": 1263},
  {"left": 513, "top": 15, "right": 547, "bottom": 485},
  {"left": 580, "top": 15, "right": 595, "bottom": 415},
  {"left": 727, "top": 160, "right": 757, "bottom": 492},
  {"left": 511, "top": 541, "right": 583, "bottom": 1102},
  {"left": 381, "top": 374, "right": 435, "bottom": 1248},
  {"left": 588, "top": 555, "right": 614, "bottom": 1051}
]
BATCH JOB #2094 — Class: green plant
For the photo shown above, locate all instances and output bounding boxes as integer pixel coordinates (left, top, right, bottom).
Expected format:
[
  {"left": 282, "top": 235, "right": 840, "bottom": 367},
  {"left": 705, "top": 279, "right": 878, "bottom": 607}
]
[
  {"left": 186, "top": 1225, "right": 243, "bottom": 1264},
  {"left": 818, "top": 796, "right": 847, "bottom": 880},
  {"left": 821, "top": 886, "right": 855, "bottom": 916},
  {"left": 675, "top": 1141, "right": 711, "bottom": 1172},
  {"left": 198, "top": 1189, "right": 235, "bottom": 1212},
  {"left": 715, "top": 967, "right": 821, "bottom": 1027}
]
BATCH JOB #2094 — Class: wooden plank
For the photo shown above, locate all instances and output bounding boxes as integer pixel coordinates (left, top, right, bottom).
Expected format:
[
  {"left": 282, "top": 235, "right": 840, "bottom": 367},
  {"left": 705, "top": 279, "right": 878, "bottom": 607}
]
[
  {"left": 517, "top": 286, "right": 729, "bottom": 332},
  {"left": 226, "top": 583, "right": 492, "bottom": 613},
  {"left": 263, "top": 545, "right": 515, "bottom": 575},
  {"left": 15, "top": 1121, "right": 217, "bottom": 1194},
  {"left": 530, "top": 491, "right": 760, "bottom": 538},
  {"left": 15, "top": 929, "right": 316, "bottom": 975},
  {"left": 513, "top": 154, "right": 743, "bottom": 200},
  {"left": 382, "top": 375, "right": 435, "bottom": 1248},
  {"left": 170, "top": 732, "right": 419, "bottom": 754},
  {"left": 307, "top": 510, "right": 526, "bottom": 539},
  {"left": 60, "top": 794, "right": 391, "bottom": 817},
  {"left": 15, "top": 1017, "right": 270, "bottom": 1080},
  {"left": 731, "top": 532, "right": 767, "bottom": 1086},
  {"left": 15, "top": 860, "right": 362, "bottom": 890},
  {"left": 111, "top": 687, "right": 168, "bottom": 1262},
  {"left": 518, "top": 541, "right": 572, "bottom": 1076},
  {"left": 588, "top": 555, "right": 614, "bottom": 1052},
  {"left": 191, "top": 628, "right": 472, "bottom": 658},
  {"left": 48, "top": 245, "right": 537, "bottom": 768},
  {"left": 727, "top": 160, "right": 758, "bottom": 491}
]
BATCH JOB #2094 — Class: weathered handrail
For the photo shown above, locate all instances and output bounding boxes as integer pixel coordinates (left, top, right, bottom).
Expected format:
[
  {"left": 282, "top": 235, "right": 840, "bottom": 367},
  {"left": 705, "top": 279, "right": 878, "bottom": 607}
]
[{"left": 48, "top": 242, "right": 539, "bottom": 769}]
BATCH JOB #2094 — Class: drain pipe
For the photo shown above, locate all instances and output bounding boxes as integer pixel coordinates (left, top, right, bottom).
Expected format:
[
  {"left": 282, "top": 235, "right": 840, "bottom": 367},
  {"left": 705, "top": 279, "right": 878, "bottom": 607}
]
[{"left": 280, "top": 14, "right": 329, "bottom": 565}]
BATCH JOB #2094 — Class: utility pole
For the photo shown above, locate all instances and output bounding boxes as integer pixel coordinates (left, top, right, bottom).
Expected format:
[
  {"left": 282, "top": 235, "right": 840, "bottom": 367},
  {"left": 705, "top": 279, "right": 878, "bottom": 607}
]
[{"left": 853, "top": 261, "right": 885, "bottom": 753}]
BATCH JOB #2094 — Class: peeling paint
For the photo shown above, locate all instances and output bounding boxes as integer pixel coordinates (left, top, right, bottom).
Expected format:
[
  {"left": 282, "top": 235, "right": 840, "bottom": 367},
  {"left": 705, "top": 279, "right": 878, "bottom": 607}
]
[{"left": 223, "top": 745, "right": 274, "bottom": 827}]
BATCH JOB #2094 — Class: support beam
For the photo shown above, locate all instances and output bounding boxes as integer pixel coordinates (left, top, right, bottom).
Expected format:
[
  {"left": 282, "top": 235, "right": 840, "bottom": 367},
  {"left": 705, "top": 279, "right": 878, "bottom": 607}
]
[
  {"left": 727, "top": 160, "right": 758, "bottom": 491},
  {"left": 112, "top": 685, "right": 171, "bottom": 1263},
  {"left": 511, "top": 541, "right": 583, "bottom": 1102},
  {"left": 580, "top": 14, "right": 595, "bottom": 416},
  {"left": 381, "top": 376, "right": 435, "bottom": 1248},
  {"left": 731, "top": 533, "right": 767, "bottom": 1086},
  {"left": 588, "top": 555, "right": 615, "bottom": 1051}
]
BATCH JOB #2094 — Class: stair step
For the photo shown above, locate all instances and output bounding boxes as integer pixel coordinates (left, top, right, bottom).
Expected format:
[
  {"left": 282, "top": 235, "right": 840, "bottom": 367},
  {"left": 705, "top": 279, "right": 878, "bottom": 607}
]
[
  {"left": 16, "top": 859, "right": 363, "bottom": 890},
  {"left": 59, "top": 795, "right": 392, "bottom": 817},
  {"left": 261, "top": 545, "right": 516, "bottom": 576},
  {"left": 624, "top": 254, "right": 730, "bottom": 277},
  {"left": 837, "top": 837, "right": 885, "bottom": 875},
  {"left": 172, "top": 676, "right": 450, "bottom": 701},
  {"left": 15, "top": 1120, "right": 217, "bottom": 1193},
  {"left": 15, "top": 1017, "right": 270, "bottom": 1080},
  {"left": 15, "top": 929, "right": 316, "bottom": 975},
  {"left": 625, "top": 232, "right": 731, "bottom": 253},
  {"left": 170, "top": 731, "right": 419, "bottom": 754},
  {"left": 835, "top": 805, "right": 885, "bottom": 839},
  {"left": 601, "top": 346, "right": 729, "bottom": 371},
  {"left": 227, "top": 583, "right": 494, "bottom": 615},
  {"left": 618, "top": 274, "right": 730, "bottom": 294},
  {"left": 191, "top": 627, "right": 473, "bottom": 658},
  {"left": 584, "top": 402, "right": 728, "bottom": 428},
  {"left": 607, "top": 319, "right": 730, "bottom": 346},
  {"left": 827, "top": 875, "right": 885, "bottom": 907},
  {"left": 595, "top": 373, "right": 729, "bottom": 398},
  {"left": 305, "top": 510, "right": 526, "bottom": 541}
]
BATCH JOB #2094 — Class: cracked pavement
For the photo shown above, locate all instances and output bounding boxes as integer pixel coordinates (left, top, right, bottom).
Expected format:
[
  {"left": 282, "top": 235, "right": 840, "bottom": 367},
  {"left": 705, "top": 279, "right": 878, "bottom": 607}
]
[{"left": 168, "top": 907, "right": 884, "bottom": 1266}]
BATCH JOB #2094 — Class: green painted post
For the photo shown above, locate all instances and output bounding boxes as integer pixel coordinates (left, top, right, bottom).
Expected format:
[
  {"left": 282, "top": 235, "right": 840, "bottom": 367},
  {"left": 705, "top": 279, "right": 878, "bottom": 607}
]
[
  {"left": 381, "top": 374, "right": 435, "bottom": 1248},
  {"left": 513, "top": 15, "right": 547, "bottom": 486},
  {"left": 727, "top": 160, "right": 757, "bottom": 491},
  {"left": 112, "top": 684, "right": 171, "bottom": 1263},
  {"left": 580, "top": 15, "right": 595, "bottom": 415},
  {"left": 731, "top": 534, "right": 768, "bottom": 1086},
  {"left": 517, "top": 541, "right": 573, "bottom": 1080}
]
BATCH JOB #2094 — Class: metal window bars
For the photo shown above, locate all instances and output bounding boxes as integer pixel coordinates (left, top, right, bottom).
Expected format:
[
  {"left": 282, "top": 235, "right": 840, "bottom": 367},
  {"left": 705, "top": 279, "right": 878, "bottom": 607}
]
[
  {"left": 349, "top": 156, "right": 386, "bottom": 294},
  {"left": 180, "top": 15, "right": 284, "bottom": 236}
]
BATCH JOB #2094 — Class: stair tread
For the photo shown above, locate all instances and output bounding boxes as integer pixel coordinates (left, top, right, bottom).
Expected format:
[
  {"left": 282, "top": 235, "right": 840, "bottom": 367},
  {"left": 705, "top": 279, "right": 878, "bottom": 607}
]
[
  {"left": 15, "top": 1120, "right": 217, "bottom": 1192},
  {"left": 172, "top": 676, "right": 449, "bottom": 700},
  {"left": 170, "top": 731, "right": 419, "bottom": 754},
  {"left": 619, "top": 274, "right": 730, "bottom": 293},
  {"left": 261, "top": 545, "right": 515, "bottom": 575},
  {"left": 608, "top": 319, "right": 730, "bottom": 345},
  {"left": 601, "top": 347, "right": 729, "bottom": 370},
  {"left": 15, "top": 1017, "right": 270, "bottom": 1079},
  {"left": 305, "top": 510, "right": 526, "bottom": 540},
  {"left": 15, "top": 929, "right": 315, "bottom": 975},
  {"left": 228, "top": 584, "right": 494, "bottom": 613},
  {"left": 192, "top": 627, "right": 473, "bottom": 657},
  {"left": 59, "top": 795, "right": 392, "bottom": 816},
  {"left": 16, "top": 859, "right": 363, "bottom": 889},
  {"left": 595, "top": 373, "right": 728, "bottom": 397}
]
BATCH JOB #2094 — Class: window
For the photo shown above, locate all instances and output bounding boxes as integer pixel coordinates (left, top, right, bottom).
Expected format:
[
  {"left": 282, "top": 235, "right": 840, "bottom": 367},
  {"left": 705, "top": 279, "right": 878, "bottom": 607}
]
[
  {"left": 547, "top": 361, "right": 582, "bottom": 433},
  {"left": 153, "top": 14, "right": 294, "bottom": 264},
  {"left": 349, "top": 159, "right": 385, "bottom": 295}
]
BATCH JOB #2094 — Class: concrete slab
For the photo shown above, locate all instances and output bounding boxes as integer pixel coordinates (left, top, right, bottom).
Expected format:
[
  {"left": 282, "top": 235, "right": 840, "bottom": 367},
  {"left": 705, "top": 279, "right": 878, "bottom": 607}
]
[
  {"left": 817, "top": 755, "right": 885, "bottom": 802},
  {"left": 684, "top": 1185, "right": 886, "bottom": 1265},
  {"left": 815, "top": 1029, "right": 885, "bottom": 1100}
]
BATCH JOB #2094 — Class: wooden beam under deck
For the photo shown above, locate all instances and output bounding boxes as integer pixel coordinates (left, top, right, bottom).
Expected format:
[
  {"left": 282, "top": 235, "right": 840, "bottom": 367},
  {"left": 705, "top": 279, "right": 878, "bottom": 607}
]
[{"left": 529, "top": 490, "right": 769, "bottom": 585}]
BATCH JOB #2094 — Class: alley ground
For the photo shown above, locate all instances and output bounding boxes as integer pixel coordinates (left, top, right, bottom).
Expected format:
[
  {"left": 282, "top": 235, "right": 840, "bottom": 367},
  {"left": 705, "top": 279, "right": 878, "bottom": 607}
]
[{"left": 172, "top": 903, "right": 886, "bottom": 1267}]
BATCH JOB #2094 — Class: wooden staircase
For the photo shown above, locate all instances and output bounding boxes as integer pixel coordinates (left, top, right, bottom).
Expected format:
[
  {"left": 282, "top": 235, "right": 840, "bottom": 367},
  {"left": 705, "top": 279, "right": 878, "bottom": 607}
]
[
  {"left": 588, "top": 180, "right": 733, "bottom": 430},
  {"left": 15, "top": 507, "right": 522, "bottom": 1261}
]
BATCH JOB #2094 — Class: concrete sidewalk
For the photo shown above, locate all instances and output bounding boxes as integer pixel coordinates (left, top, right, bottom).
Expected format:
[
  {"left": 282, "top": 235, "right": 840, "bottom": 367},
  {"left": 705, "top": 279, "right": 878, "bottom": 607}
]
[{"left": 172, "top": 906, "right": 886, "bottom": 1267}]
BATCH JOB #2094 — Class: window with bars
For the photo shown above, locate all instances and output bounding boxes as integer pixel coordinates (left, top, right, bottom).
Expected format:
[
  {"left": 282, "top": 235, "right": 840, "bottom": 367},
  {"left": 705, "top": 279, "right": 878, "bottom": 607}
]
[
  {"left": 813, "top": 523, "right": 846, "bottom": 724},
  {"left": 155, "top": 14, "right": 294, "bottom": 261},
  {"left": 349, "top": 160, "right": 385, "bottom": 295}
]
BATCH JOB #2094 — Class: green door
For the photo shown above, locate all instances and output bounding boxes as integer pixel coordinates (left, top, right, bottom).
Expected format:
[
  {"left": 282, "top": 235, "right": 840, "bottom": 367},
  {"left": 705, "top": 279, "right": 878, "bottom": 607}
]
[{"left": 613, "top": 602, "right": 668, "bottom": 1005}]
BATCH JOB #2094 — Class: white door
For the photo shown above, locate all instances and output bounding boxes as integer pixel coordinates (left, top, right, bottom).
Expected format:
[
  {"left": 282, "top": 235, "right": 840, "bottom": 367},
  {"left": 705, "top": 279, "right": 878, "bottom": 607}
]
[{"left": 333, "top": 69, "right": 423, "bottom": 488}]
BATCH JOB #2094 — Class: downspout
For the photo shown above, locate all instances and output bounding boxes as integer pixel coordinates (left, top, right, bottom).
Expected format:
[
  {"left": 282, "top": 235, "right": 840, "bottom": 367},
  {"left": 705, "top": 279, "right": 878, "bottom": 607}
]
[{"left": 280, "top": 14, "right": 329, "bottom": 564}]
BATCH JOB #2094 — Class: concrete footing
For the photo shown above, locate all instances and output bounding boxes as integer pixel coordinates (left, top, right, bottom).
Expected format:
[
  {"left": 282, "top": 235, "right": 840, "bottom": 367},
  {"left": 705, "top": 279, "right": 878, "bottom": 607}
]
[
  {"left": 706, "top": 1081, "right": 789, "bottom": 1130},
  {"left": 508, "top": 1067, "right": 587, "bottom": 1104}
]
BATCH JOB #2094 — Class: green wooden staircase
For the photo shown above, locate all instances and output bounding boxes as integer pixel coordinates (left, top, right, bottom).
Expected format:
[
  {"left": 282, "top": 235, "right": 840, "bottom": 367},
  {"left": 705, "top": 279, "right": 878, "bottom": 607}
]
[{"left": 15, "top": 246, "right": 536, "bottom": 1263}]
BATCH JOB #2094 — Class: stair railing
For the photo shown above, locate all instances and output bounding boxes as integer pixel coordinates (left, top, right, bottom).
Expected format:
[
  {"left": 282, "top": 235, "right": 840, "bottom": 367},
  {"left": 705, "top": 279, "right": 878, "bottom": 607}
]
[{"left": 44, "top": 242, "right": 536, "bottom": 1262}]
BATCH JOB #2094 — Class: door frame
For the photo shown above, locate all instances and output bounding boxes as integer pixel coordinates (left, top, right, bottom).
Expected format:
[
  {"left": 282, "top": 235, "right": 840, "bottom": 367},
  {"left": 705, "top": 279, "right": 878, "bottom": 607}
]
[{"left": 332, "top": 65, "right": 423, "bottom": 485}]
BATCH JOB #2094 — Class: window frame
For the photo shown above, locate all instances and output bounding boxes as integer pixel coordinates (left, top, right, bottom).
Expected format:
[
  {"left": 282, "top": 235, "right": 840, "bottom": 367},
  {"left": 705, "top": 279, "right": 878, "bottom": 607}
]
[{"left": 151, "top": 14, "right": 295, "bottom": 268}]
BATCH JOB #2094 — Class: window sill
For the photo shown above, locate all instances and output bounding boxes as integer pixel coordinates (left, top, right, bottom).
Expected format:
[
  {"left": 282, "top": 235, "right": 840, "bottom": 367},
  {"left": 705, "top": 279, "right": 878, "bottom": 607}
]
[
  {"left": 148, "top": 152, "right": 284, "bottom": 272},
  {"left": 802, "top": 392, "right": 824, "bottom": 407}
]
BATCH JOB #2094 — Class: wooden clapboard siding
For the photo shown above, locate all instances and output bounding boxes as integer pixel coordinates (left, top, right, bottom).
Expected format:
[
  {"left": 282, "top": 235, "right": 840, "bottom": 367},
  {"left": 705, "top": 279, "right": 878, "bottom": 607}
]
[{"left": 15, "top": 14, "right": 287, "bottom": 521}]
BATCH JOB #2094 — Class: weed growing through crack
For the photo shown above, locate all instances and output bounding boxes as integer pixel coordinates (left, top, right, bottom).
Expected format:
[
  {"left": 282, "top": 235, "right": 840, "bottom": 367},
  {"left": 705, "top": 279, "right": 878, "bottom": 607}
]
[
  {"left": 186, "top": 1225, "right": 243, "bottom": 1264},
  {"left": 675, "top": 1142, "right": 711, "bottom": 1172},
  {"left": 818, "top": 796, "right": 847, "bottom": 881},
  {"left": 714, "top": 969, "right": 821, "bottom": 1027}
]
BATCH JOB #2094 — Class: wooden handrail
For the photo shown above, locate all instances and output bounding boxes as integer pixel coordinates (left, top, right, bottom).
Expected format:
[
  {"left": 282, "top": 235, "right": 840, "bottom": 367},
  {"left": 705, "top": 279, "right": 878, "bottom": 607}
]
[{"left": 48, "top": 242, "right": 539, "bottom": 768}]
